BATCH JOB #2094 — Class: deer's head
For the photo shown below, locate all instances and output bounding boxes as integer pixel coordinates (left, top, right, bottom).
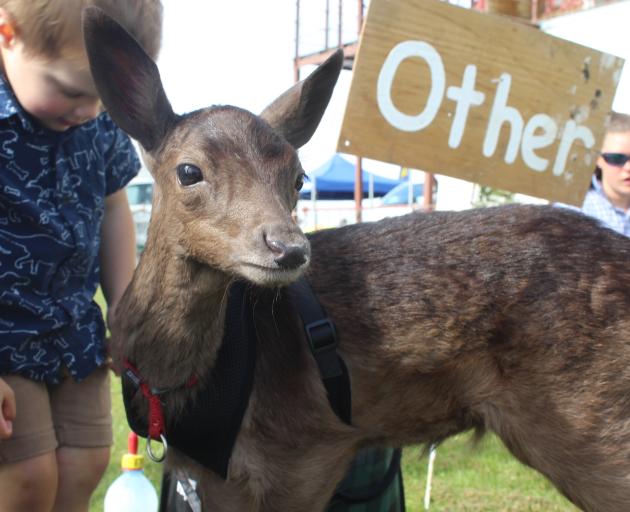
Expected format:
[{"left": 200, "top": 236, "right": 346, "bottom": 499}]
[{"left": 82, "top": 7, "right": 342, "bottom": 286}]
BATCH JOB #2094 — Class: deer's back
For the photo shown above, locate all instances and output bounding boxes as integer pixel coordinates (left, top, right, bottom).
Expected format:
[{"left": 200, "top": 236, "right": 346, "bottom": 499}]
[
  {"left": 308, "top": 203, "right": 630, "bottom": 336},
  {"left": 306, "top": 204, "right": 630, "bottom": 444}
]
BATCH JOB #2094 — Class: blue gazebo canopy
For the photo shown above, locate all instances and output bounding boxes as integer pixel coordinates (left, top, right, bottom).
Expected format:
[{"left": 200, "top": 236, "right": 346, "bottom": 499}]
[{"left": 300, "top": 154, "right": 403, "bottom": 200}]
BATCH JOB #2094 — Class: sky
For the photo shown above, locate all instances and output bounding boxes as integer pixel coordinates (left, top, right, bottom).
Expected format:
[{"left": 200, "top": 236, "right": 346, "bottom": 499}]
[
  {"left": 158, "top": 1, "right": 295, "bottom": 114},
  {"left": 156, "top": 0, "right": 630, "bottom": 176},
  {"left": 157, "top": 0, "right": 366, "bottom": 174}
]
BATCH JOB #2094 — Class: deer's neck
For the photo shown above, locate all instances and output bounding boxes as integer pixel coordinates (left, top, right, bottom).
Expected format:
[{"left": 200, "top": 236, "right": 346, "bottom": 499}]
[{"left": 118, "top": 243, "right": 230, "bottom": 389}]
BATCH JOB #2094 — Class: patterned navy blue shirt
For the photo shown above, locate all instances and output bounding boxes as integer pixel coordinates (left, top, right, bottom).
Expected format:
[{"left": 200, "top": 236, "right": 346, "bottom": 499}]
[{"left": 0, "top": 75, "right": 140, "bottom": 383}]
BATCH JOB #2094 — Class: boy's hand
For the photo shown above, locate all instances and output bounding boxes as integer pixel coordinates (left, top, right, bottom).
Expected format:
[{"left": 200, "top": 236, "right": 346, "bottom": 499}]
[{"left": 0, "top": 377, "right": 16, "bottom": 441}]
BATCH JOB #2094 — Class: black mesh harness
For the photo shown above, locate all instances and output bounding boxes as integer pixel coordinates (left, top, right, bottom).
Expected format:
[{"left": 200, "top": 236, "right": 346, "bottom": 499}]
[{"left": 121, "top": 277, "right": 351, "bottom": 479}]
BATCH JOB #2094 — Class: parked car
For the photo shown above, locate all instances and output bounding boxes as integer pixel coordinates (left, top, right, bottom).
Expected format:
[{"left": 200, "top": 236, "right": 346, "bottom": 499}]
[
  {"left": 359, "top": 181, "right": 429, "bottom": 223},
  {"left": 297, "top": 181, "right": 429, "bottom": 229},
  {"left": 381, "top": 182, "right": 424, "bottom": 205},
  {"left": 126, "top": 169, "right": 153, "bottom": 252}
]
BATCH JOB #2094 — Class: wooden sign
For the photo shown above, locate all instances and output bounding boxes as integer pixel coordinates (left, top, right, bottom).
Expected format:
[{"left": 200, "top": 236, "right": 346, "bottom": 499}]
[{"left": 337, "top": 0, "right": 625, "bottom": 205}]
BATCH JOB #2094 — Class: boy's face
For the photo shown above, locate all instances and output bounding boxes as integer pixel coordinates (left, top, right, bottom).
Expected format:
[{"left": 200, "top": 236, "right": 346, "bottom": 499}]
[
  {"left": 598, "top": 130, "right": 630, "bottom": 208},
  {"left": 1, "top": 41, "right": 101, "bottom": 132}
]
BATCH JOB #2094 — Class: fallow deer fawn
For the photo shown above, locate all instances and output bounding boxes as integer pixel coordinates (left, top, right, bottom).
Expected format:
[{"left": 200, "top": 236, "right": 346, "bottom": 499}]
[{"left": 84, "top": 7, "right": 630, "bottom": 511}]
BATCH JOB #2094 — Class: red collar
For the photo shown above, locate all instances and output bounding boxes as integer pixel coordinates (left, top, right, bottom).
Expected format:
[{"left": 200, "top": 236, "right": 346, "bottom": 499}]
[{"left": 123, "top": 359, "right": 198, "bottom": 445}]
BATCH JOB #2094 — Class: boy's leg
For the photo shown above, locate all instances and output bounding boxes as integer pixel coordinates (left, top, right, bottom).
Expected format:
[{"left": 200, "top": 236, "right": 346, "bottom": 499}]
[
  {"left": 0, "top": 453, "right": 59, "bottom": 511},
  {"left": 0, "top": 375, "right": 59, "bottom": 512},
  {"left": 50, "top": 365, "right": 112, "bottom": 512},
  {"left": 54, "top": 446, "right": 110, "bottom": 512}
]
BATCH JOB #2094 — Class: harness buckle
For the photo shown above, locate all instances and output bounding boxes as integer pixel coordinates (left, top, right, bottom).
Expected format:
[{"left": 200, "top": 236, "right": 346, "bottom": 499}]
[
  {"left": 305, "top": 318, "right": 337, "bottom": 354},
  {"left": 124, "top": 367, "right": 142, "bottom": 388}
]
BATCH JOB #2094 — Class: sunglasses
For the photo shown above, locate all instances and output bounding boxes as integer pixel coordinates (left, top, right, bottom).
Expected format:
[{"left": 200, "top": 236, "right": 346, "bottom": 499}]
[{"left": 601, "top": 153, "right": 630, "bottom": 167}]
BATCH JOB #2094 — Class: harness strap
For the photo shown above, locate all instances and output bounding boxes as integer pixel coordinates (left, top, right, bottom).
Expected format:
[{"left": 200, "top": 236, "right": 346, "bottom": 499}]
[{"left": 288, "top": 277, "right": 352, "bottom": 425}]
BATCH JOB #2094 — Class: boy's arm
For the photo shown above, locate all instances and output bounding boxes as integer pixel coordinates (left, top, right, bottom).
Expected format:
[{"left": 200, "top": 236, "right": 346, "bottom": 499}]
[
  {"left": 100, "top": 188, "right": 136, "bottom": 332},
  {"left": 0, "top": 377, "right": 15, "bottom": 440}
]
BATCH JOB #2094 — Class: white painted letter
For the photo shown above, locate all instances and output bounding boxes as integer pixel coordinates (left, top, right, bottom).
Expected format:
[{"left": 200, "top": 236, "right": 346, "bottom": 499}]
[
  {"left": 553, "top": 120, "right": 595, "bottom": 176},
  {"left": 446, "top": 64, "right": 485, "bottom": 148},
  {"left": 483, "top": 73, "right": 523, "bottom": 164},
  {"left": 521, "top": 114, "right": 558, "bottom": 172},
  {"left": 377, "top": 41, "right": 445, "bottom": 132}
]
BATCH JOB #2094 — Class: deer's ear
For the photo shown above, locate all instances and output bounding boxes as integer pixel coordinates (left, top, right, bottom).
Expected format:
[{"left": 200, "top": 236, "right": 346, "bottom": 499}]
[
  {"left": 261, "top": 49, "right": 343, "bottom": 149},
  {"left": 82, "top": 6, "right": 176, "bottom": 152}
]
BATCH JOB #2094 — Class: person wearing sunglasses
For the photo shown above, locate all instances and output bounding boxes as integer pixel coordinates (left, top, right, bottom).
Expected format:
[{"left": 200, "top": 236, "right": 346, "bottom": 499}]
[{"left": 575, "top": 111, "right": 630, "bottom": 236}]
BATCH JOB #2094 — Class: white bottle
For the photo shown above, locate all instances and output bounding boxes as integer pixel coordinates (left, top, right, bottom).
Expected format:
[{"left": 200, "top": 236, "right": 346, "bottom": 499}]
[{"left": 104, "top": 431, "right": 159, "bottom": 512}]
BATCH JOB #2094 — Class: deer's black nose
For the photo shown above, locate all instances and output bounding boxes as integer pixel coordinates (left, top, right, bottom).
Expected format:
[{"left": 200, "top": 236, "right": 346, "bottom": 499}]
[{"left": 266, "top": 238, "right": 308, "bottom": 269}]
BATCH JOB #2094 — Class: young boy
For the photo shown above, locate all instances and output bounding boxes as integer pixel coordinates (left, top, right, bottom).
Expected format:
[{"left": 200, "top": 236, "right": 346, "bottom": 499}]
[
  {"left": 0, "top": 1, "right": 163, "bottom": 511},
  {"left": 580, "top": 112, "right": 630, "bottom": 236}
]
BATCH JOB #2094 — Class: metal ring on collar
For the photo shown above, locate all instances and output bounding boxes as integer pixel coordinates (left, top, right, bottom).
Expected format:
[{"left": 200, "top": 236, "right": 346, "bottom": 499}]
[{"left": 146, "top": 433, "right": 168, "bottom": 463}]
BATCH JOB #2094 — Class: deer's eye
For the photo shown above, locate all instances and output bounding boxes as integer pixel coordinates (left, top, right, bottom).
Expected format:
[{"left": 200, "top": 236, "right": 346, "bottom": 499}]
[
  {"left": 295, "top": 173, "right": 306, "bottom": 192},
  {"left": 176, "top": 164, "right": 203, "bottom": 186}
]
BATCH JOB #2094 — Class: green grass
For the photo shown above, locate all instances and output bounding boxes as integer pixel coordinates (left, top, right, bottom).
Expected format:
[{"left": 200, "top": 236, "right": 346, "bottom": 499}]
[
  {"left": 90, "top": 291, "right": 578, "bottom": 511},
  {"left": 92, "top": 402, "right": 578, "bottom": 511},
  {"left": 402, "top": 436, "right": 577, "bottom": 511}
]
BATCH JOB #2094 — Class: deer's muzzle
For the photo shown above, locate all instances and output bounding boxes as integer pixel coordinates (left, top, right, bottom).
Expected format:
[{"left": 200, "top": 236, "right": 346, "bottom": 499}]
[{"left": 266, "top": 238, "right": 308, "bottom": 270}]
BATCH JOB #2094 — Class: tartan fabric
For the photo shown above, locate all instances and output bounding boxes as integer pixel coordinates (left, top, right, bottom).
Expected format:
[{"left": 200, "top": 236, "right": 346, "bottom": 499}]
[
  {"left": 326, "top": 447, "right": 405, "bottom": 512},
  {"left": 159, "top": 447, "right": 405, "bottom": 512}
]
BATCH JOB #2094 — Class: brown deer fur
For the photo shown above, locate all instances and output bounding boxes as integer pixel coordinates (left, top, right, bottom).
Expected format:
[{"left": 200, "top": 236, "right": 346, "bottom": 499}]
[{"left": 83, "top": 8, "right": 630, "bottom": 511}]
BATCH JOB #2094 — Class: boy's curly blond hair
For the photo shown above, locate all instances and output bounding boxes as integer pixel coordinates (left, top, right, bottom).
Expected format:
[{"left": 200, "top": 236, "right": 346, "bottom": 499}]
[{"left": 0, "top": 0, "right": 162, "bottom": 60}]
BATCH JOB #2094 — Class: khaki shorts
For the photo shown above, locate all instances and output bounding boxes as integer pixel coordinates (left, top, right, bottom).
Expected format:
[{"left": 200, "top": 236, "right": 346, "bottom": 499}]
[{"left": 0, "top": 366, "right": 113, "bottom": 464}]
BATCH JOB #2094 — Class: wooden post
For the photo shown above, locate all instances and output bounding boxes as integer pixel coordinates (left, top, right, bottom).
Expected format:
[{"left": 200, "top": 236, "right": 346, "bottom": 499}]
[{"left": 423, "top": 173, "right": 435, "bottom": 211}]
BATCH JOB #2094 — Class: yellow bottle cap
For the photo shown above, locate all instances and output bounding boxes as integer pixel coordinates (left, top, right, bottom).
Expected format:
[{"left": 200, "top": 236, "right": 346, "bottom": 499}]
[
  {"left": 121, "top": 453, "right": 144, "bottom": 471},
  {"left": 122, "top": 432, "right": 144, "bottom": 470}
]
